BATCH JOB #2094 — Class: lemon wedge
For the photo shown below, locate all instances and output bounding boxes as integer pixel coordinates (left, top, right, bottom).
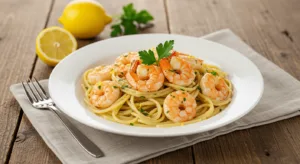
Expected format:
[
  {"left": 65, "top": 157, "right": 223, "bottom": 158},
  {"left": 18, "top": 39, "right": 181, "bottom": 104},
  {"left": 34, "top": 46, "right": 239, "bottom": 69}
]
[
  {"left": 36, "top": 26, "right": 77, "bottom": 66},
  {"left": 58, "top": 0, "right": 112, "bottom": 39}
]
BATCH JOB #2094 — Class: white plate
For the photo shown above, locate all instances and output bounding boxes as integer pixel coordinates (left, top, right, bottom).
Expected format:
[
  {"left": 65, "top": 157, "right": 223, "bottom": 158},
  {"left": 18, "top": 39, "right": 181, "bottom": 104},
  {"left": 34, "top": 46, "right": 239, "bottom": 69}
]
[{"left": 49, "top": 34, "right": 263, "bottom": 137}]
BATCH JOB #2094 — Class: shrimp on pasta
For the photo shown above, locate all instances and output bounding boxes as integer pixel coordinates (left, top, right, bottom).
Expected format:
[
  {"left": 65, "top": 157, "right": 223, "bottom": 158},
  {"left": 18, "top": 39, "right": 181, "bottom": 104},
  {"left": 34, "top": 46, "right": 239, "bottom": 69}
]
[
  {"left": 200, "top": 73, "right": 229, "bottom": 101},
  {"left": 164, "top": 91, "right": 197, "bottom": 122},
  {"left": 82, "top": 40, "right": 233, "bottom": 127},
  {"left": 89, "top": 81, "right": 121, "bottom": 108},
  {"left": 87, "top": 65, "right": 113, "bottom": 85},
  {"left": 159, "top": 52, "right": 195, "bottom": 86},
  {"left": 126, "top": 60, "right": 164, "bottom": 92}
]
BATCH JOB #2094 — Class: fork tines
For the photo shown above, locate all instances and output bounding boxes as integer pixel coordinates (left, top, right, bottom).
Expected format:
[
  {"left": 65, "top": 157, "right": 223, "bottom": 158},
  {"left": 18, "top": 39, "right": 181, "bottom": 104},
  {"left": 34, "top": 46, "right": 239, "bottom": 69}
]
[{"left": 22, "top": 78, "right": 49, "bottom": 103}]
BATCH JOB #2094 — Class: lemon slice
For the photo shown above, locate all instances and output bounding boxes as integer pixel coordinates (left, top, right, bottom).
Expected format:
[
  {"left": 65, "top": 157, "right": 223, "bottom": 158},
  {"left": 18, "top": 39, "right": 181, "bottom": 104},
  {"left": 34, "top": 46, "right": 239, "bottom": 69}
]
[{"left": 36, "top": 26, "right": 77, "bottom": 66}]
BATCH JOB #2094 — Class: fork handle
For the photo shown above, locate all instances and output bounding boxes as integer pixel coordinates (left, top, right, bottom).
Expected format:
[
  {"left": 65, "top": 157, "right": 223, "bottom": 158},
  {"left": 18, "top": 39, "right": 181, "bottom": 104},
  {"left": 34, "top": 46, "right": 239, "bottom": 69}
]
[{"left": 48, "top": 105, "right": 104, "bottom": 158}]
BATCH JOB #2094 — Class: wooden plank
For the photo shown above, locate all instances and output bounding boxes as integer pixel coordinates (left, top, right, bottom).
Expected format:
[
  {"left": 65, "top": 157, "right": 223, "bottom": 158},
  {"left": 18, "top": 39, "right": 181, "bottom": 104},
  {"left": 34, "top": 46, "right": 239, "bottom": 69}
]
[
  {"left": 0, "top": 0, "right": 53, "bottom": 163},
  {"left": 9, "top": 0, "right": 194, "bottom": 163},
  {"left": 166, "top": 0, "right": 300, "bottom": 163},
  {"left": 141, "top": 147, "right": 194, "bottom": 164}
]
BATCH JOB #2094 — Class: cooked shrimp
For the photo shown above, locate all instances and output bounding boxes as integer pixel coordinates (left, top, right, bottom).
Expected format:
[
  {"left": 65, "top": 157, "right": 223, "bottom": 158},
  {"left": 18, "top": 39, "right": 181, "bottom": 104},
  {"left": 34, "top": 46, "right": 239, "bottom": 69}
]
[
  {"left": 115, "top": 52, "right": 139, "bottom": 66},
  {"left": 114, "top": 52, "right": 140, "bottom": 76},
  {"left": 159, "top": 53, "right": 195, "bottom": 86},
  {"left": 87, "top": 65, "right": 113, "bottom": 85},
  {"left": 126, "top": 60, "right": 164, "bottom": 92},
  {"left": 89, "top": 81, "right": 121, "bottom": 108},
  {"left": 176, "top": 52, "right": 203, "bottom": 70},
  {"left": 200, "top": 73, "right": 229, "bottom": 101},
  {"left": 164, "top": 91, "right": 197, "bottom": 122},
  {"left": 113, "top": 63, "right": 130, "bottom": 77}
]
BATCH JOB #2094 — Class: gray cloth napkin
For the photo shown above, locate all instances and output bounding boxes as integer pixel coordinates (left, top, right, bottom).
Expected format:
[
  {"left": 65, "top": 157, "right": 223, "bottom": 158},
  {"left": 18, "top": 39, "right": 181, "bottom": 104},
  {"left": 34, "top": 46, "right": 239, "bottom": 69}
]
[{"left": 10, "top": 29, "right": 300, "bottom": 164}]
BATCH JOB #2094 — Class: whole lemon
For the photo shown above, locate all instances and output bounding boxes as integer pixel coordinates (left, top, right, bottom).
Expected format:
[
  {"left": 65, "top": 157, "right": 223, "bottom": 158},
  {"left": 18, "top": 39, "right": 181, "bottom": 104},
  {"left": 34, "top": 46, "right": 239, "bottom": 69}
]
[{"left": 59, "top": 0, "right": 112, "bottom": 39}]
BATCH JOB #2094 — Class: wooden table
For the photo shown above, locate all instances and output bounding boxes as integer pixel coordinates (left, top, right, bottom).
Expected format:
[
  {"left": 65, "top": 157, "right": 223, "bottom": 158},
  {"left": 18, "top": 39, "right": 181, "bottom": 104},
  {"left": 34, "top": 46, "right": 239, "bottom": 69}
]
[{"left": 1, "top": 0, "right": 300, "bottom": 163}]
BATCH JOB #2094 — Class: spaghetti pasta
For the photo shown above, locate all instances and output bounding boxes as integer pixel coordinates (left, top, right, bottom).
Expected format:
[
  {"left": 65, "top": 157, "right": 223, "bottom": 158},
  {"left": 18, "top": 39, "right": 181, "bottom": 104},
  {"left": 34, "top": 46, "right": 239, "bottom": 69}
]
[
  {"left": 83, "top": 63, "right": 233, "bottom": 127},
  {"left": 82, "top": 43, "right": 233, "bottom": 127}
]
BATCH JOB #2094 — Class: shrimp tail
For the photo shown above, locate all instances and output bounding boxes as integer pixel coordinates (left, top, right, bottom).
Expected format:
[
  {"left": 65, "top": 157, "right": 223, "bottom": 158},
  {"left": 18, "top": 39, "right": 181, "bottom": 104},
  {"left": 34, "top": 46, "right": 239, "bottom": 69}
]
[{"left": 159, "top": 58, "right": 171, "bottom": 71}]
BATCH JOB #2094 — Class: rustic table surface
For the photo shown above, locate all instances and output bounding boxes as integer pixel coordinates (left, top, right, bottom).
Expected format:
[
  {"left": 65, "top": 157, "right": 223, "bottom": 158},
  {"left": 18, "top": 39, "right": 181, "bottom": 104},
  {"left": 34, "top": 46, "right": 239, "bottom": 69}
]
[{"left": 1, "top": 0, "right": 300, "bottom": 163}]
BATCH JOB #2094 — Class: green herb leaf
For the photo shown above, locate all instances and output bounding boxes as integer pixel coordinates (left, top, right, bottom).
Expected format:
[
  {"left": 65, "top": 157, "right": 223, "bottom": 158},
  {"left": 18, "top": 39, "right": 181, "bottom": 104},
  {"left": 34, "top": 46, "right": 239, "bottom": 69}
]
[
  {"left": 138, "top": 40, "right": 175, "bottom": 65},
  {"left": 139, "top": 50, "right": 157, "bottom": 65},
  {"left": 140, "top": 108, "right": 148, "bottom": 116},
  {"left": 121, "top": 85, "right": 128, "bottom": 89},
  {"left": 111, "top": 3, "right": 154, "bottom": 37},
  {"left": 98, "top": 85, "right": 101, "bottom": 89},
  {"left": 211, "top": 71, "right": 217, "bottom": 76},
  {"left": 135, "top": 10, "right": 154, "bottom": 24},
  {"left": 197, "top": 86, "right": 202, "bottom": 92},
  {"left": 156, "top": 40, "right": 174, "bottom": 60},
  {"left": 130, "top": 123, "right": 134, "bottom": 126},
  {"left": 113, "top": 86, "right": 118, "bottom": 89},
  {"left": 166, "top": 110, "right": 169, "bottom": 113},
  {"left": 110, "top": 24, "right": 123, "bottom": 37},
  {"left": 140, "top": 96, "right": 145, "bottom": 99},
  {"left": 122, "top": 3, "right": 136, "bottom": 20},
  {"left": 183, "top": 98, "right": 186, "bottom": 101},
  {"left": 121, "top": 19, "right": 138, "bottom": 35}
]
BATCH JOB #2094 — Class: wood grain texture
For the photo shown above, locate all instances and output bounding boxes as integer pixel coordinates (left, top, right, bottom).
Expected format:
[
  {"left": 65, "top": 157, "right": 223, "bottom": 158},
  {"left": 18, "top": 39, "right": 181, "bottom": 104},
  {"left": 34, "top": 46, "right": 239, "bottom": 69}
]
[
  {"left": 6, "top": 0, "right": 300, "bottom": 163},
  {"left": 166, "top": 0, "right": 300, "bottom": 163},
  {"left": 9, "top": 0, "right": 193, "bottom": 163},
  {"left": 0, "top": 0, "right": 53, "bottom": 163}
]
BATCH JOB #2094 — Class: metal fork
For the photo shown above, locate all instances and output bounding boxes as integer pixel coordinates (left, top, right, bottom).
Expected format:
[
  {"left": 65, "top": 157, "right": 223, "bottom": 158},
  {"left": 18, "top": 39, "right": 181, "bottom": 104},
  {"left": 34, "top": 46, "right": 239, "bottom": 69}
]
[{"left": 22, "top": 77, "right": 104, "bottom": 158}]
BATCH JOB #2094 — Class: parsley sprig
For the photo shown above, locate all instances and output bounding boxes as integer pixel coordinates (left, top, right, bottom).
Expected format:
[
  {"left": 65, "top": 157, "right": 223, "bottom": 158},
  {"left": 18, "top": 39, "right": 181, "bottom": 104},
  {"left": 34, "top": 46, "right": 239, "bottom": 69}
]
[
  {"left": 111, "top": 3, "right": 154, "bottom": 37},
  {"left": 139, "top": 40, "right": 174, "bottom": 65}
]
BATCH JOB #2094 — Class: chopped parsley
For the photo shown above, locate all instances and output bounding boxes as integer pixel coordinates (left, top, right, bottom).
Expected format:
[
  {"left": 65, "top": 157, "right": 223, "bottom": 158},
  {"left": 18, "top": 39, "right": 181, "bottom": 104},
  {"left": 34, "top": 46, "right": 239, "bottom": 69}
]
[
  {"left": 183, "top": 97, "right": 186, "bottom": 101},
  {"left": 130, "top": 123, "right": 134, "bottom": 126},
  {"left": 140, "top": 108, "right": 148, "bottom": 116},
  {"left": 140, "top": 96, "right": 145, "bottom": 99},
  {"left": 180, "top": 88, "right": 185, "bottom": 91},
  {"left": 121, "top": 85, "right": 128, "bottom": 89},
  {"left": 113, "top": 86, "right": 118, "bottom": 89},
  {"left": 197, "top": 86, "right": 201, "bottom": 92},
  {"left": 166, "top": 110, "right": 169, "bottom": 113},
  {"left": 210, "top": 71, "right": 217, "bottom": 76},
  {"left": 98, "top": 85, "right": 101, "bottom": 89}
]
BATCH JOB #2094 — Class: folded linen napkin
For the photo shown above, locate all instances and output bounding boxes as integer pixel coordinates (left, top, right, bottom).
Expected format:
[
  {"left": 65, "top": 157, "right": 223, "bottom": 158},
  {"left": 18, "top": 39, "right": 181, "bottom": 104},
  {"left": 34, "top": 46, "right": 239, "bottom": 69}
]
[{"left": 10, "top": 29, "right": 300, "bottom": 164}]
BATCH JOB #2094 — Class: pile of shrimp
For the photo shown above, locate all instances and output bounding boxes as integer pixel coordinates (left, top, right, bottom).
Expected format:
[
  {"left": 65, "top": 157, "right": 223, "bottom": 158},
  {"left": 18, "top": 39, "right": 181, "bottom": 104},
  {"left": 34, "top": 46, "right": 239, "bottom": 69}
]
[{"left": 83, "top": 50, "right": 233, "bottom": 127}]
